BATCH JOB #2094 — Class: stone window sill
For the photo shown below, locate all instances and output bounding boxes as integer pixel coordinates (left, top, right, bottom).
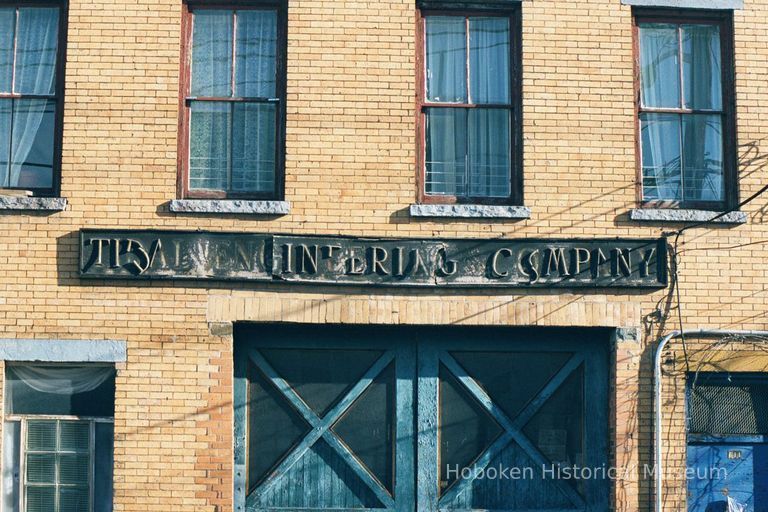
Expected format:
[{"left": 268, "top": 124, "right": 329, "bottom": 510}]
[
  {"left": 169, "top": 199, "right": 290, "bottom": 215},
  {"left": 629, "top": 208, "right": 747, "bottom": 225},
  {"left": 0, "top": 196, "right": 67, "bottom": 211},
  {"left": 409, "top": 204, "right": 531, "bottom": 219},
  {"left": 620, "top": 0, "right": 742, "bottom": 10}
]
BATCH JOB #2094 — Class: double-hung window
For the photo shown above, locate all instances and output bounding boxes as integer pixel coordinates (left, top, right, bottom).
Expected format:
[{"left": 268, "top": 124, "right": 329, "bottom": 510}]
[
  {"left": 180, "top": 3, "right": 286, "bottom": 199},
  {"left": 635, "top": 10, "right": 736, "bottom": 209},
  {"left": 0, "top": 4, "right": 63, "bottom": 196},
  {"left": 418, "top": 8, "right": 522, "bottom": 205}
]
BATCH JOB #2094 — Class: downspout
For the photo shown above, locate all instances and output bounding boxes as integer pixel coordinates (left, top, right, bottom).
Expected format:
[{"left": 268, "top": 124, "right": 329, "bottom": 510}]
[{"left": 654, "top": 329, "right": 768, "bottom": 512}]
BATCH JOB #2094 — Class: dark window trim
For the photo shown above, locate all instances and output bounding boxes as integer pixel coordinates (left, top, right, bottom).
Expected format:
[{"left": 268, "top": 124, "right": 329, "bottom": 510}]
[
  {"left": 632, "top": 7, "right": 737, "bottom": 211},
  {"left": 0, "top": 0, "right": 67, "bottom": 198},
  {"left": 416, "top": 5, "right": 523, "bottom": 206},
  {"left": 687, "top": 371, "right": 768, "bottom": 388},
  {"left": 177, "top": 0, "right": 287, "bottom": 201}
]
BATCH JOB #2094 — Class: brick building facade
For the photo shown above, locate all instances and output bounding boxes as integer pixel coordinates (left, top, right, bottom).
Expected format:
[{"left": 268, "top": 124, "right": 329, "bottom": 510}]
[{"left": 0, "top": 0, "right": 764, "bottom": 510}]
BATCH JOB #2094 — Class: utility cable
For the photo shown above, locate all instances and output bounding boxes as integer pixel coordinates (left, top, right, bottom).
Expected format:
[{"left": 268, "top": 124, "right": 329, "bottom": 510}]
[{"left": 666, "top": 182, "right": 768, "bottom": 375}]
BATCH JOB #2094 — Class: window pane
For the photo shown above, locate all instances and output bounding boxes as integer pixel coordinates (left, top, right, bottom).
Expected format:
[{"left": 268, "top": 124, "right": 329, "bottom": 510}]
[
  {"left": 0, "top": 8, "right": 15, "bottom": 93},
  {"left": 231, "top": 102, "right": 276, "bottom": 193},
  {"left": 425, "top": 108, "right": 467, "bottom": 196},
  {"left": 59, "top": 454, "right": 90, "bottom": 485},
  {"left": 450, "top": 351, "right": 572, "bottom": 422},
  {"left": 247, "top": 362, "right": 311, "bottom": 491},
  {"left": 59, "top": 487, "right": 89, "bottom": 512},
  {"left": 14, "top": 8, "right": 58, "bottom": 95},
  {"left": 25, "top": 486, "right": 54, "bottom": 512},
  {"left": 10, "top": 99, "right": 55, "bottom": 189},
  {"left": 26, "top": 421, "right": 56, "bottom": 452},
  {"left": 59, "top": 422, "right": 89, "bottom": 452},
  {"left": 258, "top": 348, "right": 383, "bottom": 417},
  {"left": 523, "top": 366, "right": 585, "bottom": 495},
  {"left": 189, "top": 101, "right": 230, "bottom": 191},
  {"left": 682, "top": 24, "right": 722, "bottom": 110},
  {"left": 331, "top": 363, "right": 395, "bottom": 493},
  {"left": 0, "top": 100, "right": 11, "bottom": 188},
  {"left": 469, "top": 17, "right": 510, "bottom": 104},
  {"left": 5, "top": 366, "right": 116, "bottom": 417},
  {"left": 640, "top": 113, "right": 681, "bottom": 201},
  {"left": 683, "top": 114, "right": 723, "bottom": 202},
  {"left": 235, "top": 10, "right": 277, "bottom": 98},
  {"left": 94, "top": 423, "right": 114, "bottom": 512},
  {"left": 468, "top": 108, "right": 511, "bottom": 198},
  {"left": 426, "top": 17, "right": 467, "bottom": 103},
  {"left": 439, "top": 364, "right": 503, "bottom": 492},
  {"left": 639, "top": 24, "right": 680, "bottom": 109},
  {"left": 26, "top": 454, "right": 55, "bottom": 483},
  {"left": 191, "top": 10, "right": 233, "bottom": 97}
]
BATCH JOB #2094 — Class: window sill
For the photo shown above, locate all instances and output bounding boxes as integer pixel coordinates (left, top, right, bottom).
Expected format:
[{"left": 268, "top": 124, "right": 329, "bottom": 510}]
[
  {"left": 620, "top": 0, "right": 743, "bottom": 10},
  {"left": 169, "top": 199, "right": 290, "bottom": 215},
  {"left": 409, "top": 204, "right": 531, "bottom": 219},
  {"left": 0, "top": 196, "right": 67, "bottom": 211},
  {"left": 629, "top": 208, "right": 747, "bottom": 225}
]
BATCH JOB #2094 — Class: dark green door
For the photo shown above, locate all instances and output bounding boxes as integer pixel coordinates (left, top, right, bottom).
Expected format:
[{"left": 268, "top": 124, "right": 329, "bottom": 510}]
[
  {"left": 234, "top": 326, "right": 415, "bottom": 512},
  {"left": 416, "top": 331, "right": 609, "bottom": 512},
  {"left": 234, "top": 326, "right": 609, "bottom": 512}
]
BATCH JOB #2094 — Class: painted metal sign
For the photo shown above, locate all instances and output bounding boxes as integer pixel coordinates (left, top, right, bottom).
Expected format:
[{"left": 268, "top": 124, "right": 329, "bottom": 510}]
[{"left": 79, "top": 230, "right": 668, "bottom": 289}]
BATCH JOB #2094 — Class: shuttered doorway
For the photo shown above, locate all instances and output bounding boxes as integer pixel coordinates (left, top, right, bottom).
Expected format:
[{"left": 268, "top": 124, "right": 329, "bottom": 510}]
[{"left": 234, "top": 325, "right": 609, "bottom": 512}]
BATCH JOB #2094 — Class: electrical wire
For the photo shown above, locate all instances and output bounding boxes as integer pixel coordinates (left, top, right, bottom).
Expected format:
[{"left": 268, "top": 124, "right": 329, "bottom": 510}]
[
  {"left": 670, "top": 236, "right": 691, "bottom": 373},
  {"left": 666, "top": 182, "right": 768, "bottom": 375},
  {"left": 677, "top": 237, "right": 768, "bottom": 254}
]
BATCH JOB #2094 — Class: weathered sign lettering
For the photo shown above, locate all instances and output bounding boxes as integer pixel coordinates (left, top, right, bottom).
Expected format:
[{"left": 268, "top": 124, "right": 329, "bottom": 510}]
[{"left": 79, "top": 230, "right": 667, "bottom": 289}]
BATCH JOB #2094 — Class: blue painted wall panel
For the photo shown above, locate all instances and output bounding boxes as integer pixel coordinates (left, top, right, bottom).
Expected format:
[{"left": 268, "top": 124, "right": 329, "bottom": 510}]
[{"left": 688, "top": 443, "right": 768, "bottom": 512}]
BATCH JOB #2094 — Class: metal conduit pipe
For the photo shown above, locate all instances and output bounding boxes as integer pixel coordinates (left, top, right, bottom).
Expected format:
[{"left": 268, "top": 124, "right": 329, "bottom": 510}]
[{"left": 654, "top": 329, "right": 768, "bottom": 512}]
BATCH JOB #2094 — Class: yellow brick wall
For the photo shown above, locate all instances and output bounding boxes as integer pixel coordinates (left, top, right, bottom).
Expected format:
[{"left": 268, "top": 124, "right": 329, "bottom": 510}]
[{"left": 1, "top": 0, "right": 767, "bottom": 510}]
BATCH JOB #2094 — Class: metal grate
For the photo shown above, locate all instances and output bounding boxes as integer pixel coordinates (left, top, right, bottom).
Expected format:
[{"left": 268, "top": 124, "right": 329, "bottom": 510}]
[{"left": 688, "top": 373, "right": 768, "bottom": 435}]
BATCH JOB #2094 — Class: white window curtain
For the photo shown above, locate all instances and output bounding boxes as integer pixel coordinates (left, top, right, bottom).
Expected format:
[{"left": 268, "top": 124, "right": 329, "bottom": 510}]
[
  {"left": 424, "top": 16, "right": 511, "bottom": 199},
  {"left": 638, "top": 22, "right": 724, "bottom": 203},
  {"left": 639, "top": 24, "right": 680, "bottom": 109},
  {"left": 469, "top": 17, "right": 509, "bottom": 105},
  {"left": 639, "top": 24, "right": 682, "bottom": 201},
  {"left": 681, "top": 25, "right": 724, "bottom": 202},
  {"left": 189, "top": 9, "right": 278, "bottom": 194},
  {"left": 425, "top": 16, "right": 466, "bottom": 103},
  {"left": 9, "top": 365, "right": 113, "bottom": 394},
  {"left": 5, "top": 366, "right": 113, "bottom": 412},
  {"left": 8, "top": 7, "right": 58, "bottom": 188}
]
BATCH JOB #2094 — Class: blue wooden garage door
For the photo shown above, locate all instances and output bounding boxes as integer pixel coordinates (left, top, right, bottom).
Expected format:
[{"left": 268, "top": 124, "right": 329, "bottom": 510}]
[{"left": 234, "top": 326, "right": 609, "bottom": 512}]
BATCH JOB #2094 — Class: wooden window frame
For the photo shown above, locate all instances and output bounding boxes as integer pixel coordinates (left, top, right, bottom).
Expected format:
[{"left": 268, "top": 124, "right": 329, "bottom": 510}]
[
  {"left": 632, "top": 8, "right": 737, "bottom": 211},
  {"left": 177, "top": 0, "right": 287, "bottom": 200},
  {"left": 0, "top": 0, "right": 67, "bottom": 198},
  {"left": 416, "top": 5, "right": 523, "bottom": 206}
]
